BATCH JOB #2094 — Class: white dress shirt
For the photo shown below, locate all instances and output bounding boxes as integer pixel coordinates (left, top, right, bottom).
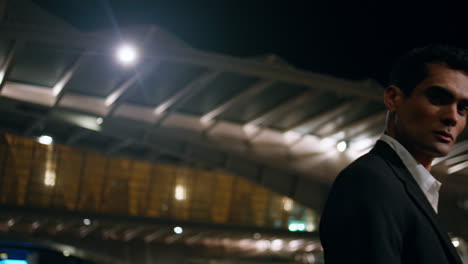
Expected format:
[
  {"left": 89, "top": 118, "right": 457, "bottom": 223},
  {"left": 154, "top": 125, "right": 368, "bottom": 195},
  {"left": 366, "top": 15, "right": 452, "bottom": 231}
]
[{"left": 380, "top": 134, "right": 442, "bottom": 213}]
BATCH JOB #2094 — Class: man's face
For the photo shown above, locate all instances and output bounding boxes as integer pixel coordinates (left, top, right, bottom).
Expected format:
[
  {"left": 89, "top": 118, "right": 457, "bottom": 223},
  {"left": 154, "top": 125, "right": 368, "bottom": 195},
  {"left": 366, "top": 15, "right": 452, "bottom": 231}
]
[{"left": 387, "top": 63, "right": 468, "bottom": 161}]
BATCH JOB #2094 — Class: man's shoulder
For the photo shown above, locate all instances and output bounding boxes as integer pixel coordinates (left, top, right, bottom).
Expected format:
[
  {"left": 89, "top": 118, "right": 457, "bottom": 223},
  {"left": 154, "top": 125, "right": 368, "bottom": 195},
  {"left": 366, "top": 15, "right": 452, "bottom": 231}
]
[
  {"left": 343, "top": 150, "right": 389, "bottom": 175},
  {"left": 333, "top": 150, "right": 398, "bottom": 190}
]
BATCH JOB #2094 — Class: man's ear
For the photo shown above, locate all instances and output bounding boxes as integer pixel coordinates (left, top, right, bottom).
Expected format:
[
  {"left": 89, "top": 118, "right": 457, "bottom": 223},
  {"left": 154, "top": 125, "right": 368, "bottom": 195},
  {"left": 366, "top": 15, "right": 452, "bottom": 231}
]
[{"left": 384, "top": 85, "right": 404, "bottom": 112}]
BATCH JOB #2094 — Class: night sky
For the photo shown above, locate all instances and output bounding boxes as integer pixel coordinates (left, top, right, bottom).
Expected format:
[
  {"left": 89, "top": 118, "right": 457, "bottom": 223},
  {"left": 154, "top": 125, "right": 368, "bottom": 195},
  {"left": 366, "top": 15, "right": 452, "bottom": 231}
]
[{"left": 31, "top": 0, "right": 468, "bottom": 86}]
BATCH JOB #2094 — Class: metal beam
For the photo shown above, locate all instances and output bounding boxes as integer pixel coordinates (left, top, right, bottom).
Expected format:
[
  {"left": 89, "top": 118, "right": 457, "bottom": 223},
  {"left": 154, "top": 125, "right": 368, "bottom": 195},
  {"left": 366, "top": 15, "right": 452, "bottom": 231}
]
[
  {"left": 286, "top": 99, "right": 360, "bottom": 134},
  {"left": 144, "top": 228, "right": 167, "bottom": 243},
  {"left": 143, "top": 46, "right": 382, "bottom": 101},
  {"left": 66, "top": 130, "right": 91, "bottom": 145},
  {"left": 448, "top": 161, "right": 468, "bottom": 175},
  {"left": 22, "top": 54, "right": 89, "bottom": 135},
  {"left": 445, "top": 154, "right": 468, "bottom": 166},
  {"left": 153, "top": 70, "right": 220, "bottom": 118},
  {"left": 142, "top": 70, "right": 220, "bottom": 139},
  {"left": 147, "top": 48, "right": 382, "bottom": 101},
  {"left": 79, "top": 222, "right": 99, "bottom": 238},
  {"left": 322, "top": 111, "right": 386, "bottom": 140},
  {"left": 106, "top": 139, "right": 133, "bottom": 154},
  {"left": 0, "top": 26, "right": 104, "bottom": 49},
  {"left": 105, "top": 63, "right": 161, "bottom": 117},
  {"left": 0, "top": 39, "right": 23, "bottom": 89},
  {"left": 433, "top": 140, "right": 468, "bottom": 165},
  {"left": 53, "top": 54, "right": 88, "bottom": 102},
  {"left": 123, "top": 226, "right": 146, "bottom": 241},
  {"left": 200, "top": 80, "right": 274, "bottom": 123},
  {"left": 0, "top": 26, "right": 382, "bottom": 101},
  {"left": 0, "top": 0, "right": 8, "bottom": 23},
  {"left": 246, "top": 90, "right": 320, "bottom": 127},
  {"left": 165, "top": 233, "right": 186, "bottom": 244},
  {"left": 105, "top": 72, "right": 142, "bottom": 107}
]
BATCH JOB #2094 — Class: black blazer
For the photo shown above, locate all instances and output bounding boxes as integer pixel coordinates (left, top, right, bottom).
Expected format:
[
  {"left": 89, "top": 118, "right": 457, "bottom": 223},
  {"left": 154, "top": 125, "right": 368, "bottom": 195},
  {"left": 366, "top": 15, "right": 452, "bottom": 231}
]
[{"left": 319, "top": 140, "right": 462, "bottom": 264}]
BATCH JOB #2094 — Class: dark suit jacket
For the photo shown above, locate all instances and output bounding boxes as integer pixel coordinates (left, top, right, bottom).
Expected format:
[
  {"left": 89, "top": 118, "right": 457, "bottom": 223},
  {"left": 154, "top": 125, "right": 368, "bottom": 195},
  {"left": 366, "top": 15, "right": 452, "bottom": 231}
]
[{"left": 319, "top": 140, "right": 462, "bottom": 264}]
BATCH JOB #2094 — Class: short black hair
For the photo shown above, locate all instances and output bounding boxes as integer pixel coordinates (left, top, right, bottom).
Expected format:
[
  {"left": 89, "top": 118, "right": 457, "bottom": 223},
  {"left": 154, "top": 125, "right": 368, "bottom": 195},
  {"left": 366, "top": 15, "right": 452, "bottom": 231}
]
[{"left": 389, "top": 44, "right": 468, "bottom": 95}]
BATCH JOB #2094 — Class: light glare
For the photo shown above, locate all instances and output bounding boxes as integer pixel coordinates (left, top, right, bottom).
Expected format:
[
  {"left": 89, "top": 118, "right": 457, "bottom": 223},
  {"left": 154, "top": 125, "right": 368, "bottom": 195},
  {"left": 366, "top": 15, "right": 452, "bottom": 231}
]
[
  {"left": 289, "top": 240, "right": 301, "bottom": 250},
  {"left": 283, "top": 131, "right": 301, "bottom": 144},
  {"left": 175, "top": 185, "right": 186, "bottom": 200},
  {"left": 116, "top": 44, "right": 137, "bottom": 64},
  {"left": 83, "top": 218, "right": 91, "bottom": 226},
  {"left": 271, "top": 239, "right": 283, "bottom": 251},
  {"left": 288, "top": 223, "right": 298, "bottom": 232},
  {"left": 283, "top": 197, "right": 293, "bottom": 211},
  {"left": 44, "top": 145, "right": 56, "bottom": 187},
  {"left": 173, "top": 226, "right": 183, "bottom": 234},
  {"left": 255, "top": 240, "right": 270, "bottom": 251},
  {"left": 38, "top": 135, "right": 53, "bottom": 145},
  {"left": 336, "top": 141, "right": 347, "bottom": 152}
]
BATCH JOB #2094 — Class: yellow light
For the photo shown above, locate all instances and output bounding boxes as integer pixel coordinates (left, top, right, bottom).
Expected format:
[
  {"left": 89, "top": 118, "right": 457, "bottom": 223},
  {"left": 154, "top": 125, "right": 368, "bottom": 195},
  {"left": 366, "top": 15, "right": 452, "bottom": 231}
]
[
  {"left": 44, "top": 145, "right": 56, "bottom": 187},
  {"left": 283, "top": 197, "right": 293, "bottom": 211},
  {"left": 175, "top": 185, "right": 186, "bottom": 200}
]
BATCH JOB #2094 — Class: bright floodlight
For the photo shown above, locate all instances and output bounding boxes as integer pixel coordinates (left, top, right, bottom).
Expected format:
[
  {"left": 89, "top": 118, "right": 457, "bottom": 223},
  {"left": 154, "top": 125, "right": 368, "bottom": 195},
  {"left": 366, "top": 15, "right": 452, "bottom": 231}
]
[
  {"left": 116, "top": 44, "right": 138, "bottom": 64},
  {"left": 336, "top": 141, "right": 347, "bottom": 152},
  {"left": 38, "top": 135, "right": 53, "bottom": 145},
  {"left": 83, "top": 218, "right": 91, "bottom": 226},
  {"left": 173, "top": 226, "right": 183, "bottom": 234},
  {"left": 452, "top": 239, "right": 460, "bottom": 248}
]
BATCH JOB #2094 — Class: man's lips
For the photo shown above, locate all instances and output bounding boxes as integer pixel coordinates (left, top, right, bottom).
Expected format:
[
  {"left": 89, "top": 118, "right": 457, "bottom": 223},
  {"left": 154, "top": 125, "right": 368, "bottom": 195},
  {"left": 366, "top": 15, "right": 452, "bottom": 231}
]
[{"left": 433, "top": 131, "right": 453, "bottom": 142}]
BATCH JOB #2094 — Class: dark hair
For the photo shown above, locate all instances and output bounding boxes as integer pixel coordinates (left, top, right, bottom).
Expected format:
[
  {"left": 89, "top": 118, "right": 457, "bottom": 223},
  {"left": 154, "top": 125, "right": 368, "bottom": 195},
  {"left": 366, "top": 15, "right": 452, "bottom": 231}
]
[{"left": 389, "top": 44, "right": 468, "bottom": 95}]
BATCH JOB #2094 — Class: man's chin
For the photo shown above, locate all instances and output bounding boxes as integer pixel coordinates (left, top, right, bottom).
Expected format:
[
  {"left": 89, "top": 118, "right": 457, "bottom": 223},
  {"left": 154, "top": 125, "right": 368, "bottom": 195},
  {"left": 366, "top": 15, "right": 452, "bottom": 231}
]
[{"left": 430, "top": 145, "right": 453, "bottom": 158}]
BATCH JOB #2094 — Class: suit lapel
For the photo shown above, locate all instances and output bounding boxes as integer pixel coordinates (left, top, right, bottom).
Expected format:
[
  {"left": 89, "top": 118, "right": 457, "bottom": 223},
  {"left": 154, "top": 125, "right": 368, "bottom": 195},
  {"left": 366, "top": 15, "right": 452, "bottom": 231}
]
[{"left": 372, "top": 141, "right": 462, "bottom": 264}]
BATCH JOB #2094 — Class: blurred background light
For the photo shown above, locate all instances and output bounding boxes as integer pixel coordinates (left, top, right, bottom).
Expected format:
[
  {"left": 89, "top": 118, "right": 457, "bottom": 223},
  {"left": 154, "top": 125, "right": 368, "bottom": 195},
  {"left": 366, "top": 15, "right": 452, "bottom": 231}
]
[
  {"left": 37, "top": 135, "right": 53, "bottom": 145},
  {"left": 96, "top": 117, "right": 103, "bottom": 125},
  {"left": 173, "top": 226, "right": 183, "bottom": 234},
  {"left": 336, "top": 141, "right": 347, "bottom": 152},
  {"left": 83, "top": 218, "right": 91, "bottom": 226}
]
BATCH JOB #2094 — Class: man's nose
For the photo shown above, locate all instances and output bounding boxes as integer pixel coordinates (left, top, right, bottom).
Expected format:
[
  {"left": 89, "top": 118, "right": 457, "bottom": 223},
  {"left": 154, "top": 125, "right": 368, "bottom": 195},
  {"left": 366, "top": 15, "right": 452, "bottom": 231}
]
[{"left": 441, "top": 104, "right": 459, "bottom": 127}]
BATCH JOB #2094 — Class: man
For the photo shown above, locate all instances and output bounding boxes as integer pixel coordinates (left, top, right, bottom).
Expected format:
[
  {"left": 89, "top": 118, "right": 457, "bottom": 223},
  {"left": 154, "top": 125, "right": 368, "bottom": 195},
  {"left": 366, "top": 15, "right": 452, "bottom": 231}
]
[{"left": 319, "top": 45, "right": 468, "bottom": 264}]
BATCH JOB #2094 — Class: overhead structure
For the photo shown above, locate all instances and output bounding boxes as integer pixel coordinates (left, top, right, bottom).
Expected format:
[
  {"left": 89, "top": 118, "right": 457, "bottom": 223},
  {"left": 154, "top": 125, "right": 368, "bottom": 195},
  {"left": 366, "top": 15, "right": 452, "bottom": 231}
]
[{"left": 1, "top": 0, "right": 468, "bottom": 244}]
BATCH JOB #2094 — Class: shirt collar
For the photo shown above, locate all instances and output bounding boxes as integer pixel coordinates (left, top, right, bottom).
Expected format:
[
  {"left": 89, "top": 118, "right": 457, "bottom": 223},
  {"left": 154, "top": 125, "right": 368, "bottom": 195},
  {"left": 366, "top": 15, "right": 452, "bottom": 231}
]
[{"left": 379, "top": 134, "right": 441, "bottom": 194}]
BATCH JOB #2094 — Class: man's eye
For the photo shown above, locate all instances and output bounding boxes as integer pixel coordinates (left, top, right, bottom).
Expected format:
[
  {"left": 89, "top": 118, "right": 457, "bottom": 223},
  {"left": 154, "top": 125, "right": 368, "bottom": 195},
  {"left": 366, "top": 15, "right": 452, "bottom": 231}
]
[
  {"left": 458, "top": 104, "right": 468, "bottom": 115},
  {"left": 427, "top": 95, "right": 445, "bottom": 105},
  {"left": 427, "top": 92, "right": 452, "bottom": 105}
]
